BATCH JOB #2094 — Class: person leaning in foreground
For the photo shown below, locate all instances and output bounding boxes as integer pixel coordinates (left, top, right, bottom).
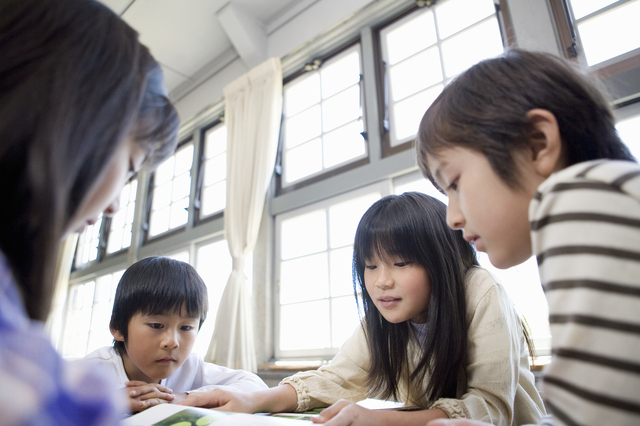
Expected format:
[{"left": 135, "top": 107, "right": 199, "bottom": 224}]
[
  {"left": 417, "top": 49, "right": 640, "bottom": 426},
  {"left": 0, "top": 0, "right": 179, "bottom": 423}
]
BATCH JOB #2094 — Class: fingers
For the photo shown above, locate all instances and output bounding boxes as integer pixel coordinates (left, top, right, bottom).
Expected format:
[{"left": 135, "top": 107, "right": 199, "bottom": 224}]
[
  {"left": 179, "top": 389, "right": 225, "bottom": 408},
  {"left": 311, "top": 400, "right": 356, "bottom": 425}
]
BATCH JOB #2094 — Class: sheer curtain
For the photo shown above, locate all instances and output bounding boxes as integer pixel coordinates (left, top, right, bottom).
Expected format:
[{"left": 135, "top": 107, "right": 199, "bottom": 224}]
[{"left": 205, "top": 57, "right": 283, "bottom": 372}]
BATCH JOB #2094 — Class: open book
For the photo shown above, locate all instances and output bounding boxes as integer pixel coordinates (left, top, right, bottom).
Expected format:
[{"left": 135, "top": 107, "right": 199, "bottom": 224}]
[
  {"left": 121, "top": 405, "right": 312, "bottom": 425},
  {"left": 121, "top": 399, "right": 413, "bottom": 425}
]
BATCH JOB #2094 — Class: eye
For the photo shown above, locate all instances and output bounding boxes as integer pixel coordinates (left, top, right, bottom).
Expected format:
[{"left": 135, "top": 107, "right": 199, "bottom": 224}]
[
  {"left": 181, "top": 325, "right": 196, "bottom": 332},
  {"left": 394, "top": 261, "right": 410, "bottom": 267},
  {"left": 448, "top": 178, "right": 459, "bottom": 192},
  {"left": 148, "top": 323, "right": 163, "bottom": 329},
  {"left": 365, "top": 265, "right": 377, "bottom": 270}
]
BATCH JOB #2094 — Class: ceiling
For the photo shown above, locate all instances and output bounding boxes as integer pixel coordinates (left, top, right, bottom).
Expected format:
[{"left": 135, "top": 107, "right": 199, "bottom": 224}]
[{"left": 99, "top": 0, "right": 314, "bottom": 100}]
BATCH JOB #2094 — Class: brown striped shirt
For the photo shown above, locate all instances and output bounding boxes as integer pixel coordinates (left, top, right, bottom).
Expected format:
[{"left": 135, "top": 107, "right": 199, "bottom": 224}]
[{"left": 529, "top": 159, "right": 640, "bottom": 426}]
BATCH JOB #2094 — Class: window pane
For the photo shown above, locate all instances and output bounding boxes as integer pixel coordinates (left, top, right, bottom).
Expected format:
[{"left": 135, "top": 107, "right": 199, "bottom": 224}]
[
  {"left": 285, "top": 73, "right": 321, "bottom": 117},
  {"left": 285, "top": 105, "right": 322, "bottom": 149},
  {"left": 280, "top": 300, "right": 331, "bottom": 350},
  {"left": 201, "top": 181, "right": 226, "bottom": 217},
  {"left": 435, "top": 0, "right": 495, "bottom": 39},
  {"left": 201, "top": 124, "right": 227, "bottom": 219},
  {"left": 441, "top": 19, "right": 504, "bottom": 78},
  {"left": 107, "top": 179, "right": 137, "bottom": 254},
  {"left": 280, "top": 252, "right": 329, "bottom": 304},
  {"left": 618, "top": 114, "right": 640, "bottom": 159},
  {"left": 385, "top": 10, "right": 437, "bottom": 65},
  {"left": 331, "top": 296, "right": 361, "bottom": 348},
  {"left": 322, "top": 85, "right": 361, "bottom": 132},
  {"left": 389, "top": 47, "right": 442, "bottom": 102},
  {"left": 577, "top": 1, "right": 640, "bottom": 66},
  {"left": 328, "top": 192, "right": 381, "bottom": 249},
  {"left": 281, "top": 210, "right": 327, "bottom": 260},
  {"left": 392, "top": 84, "right": 443, "bottom": 144},
  {"left": 282, "top": 45, "right": 364, "bottom": 186},
  {"left": 321, "top": 51, "right": 361, "bottom": 99},
  {"left": 61, "top": 270, "right": 124, "bottom": 359},
  {"left": 154, "top": 157, "right": 175, "bottom": 186},
  {"left": 204, "top": 154, "right": 226, "bottom": 186},
  {"left": 323, "top": 121, "right": 366, "bottom": 169},
  {"left": 329, "top": 246, "right": 355, "bottom": 297},
  {"left": 284, "top": 138, "right": 323, "bottom": 183},
  {"left": 205, "top": 125, "right": 227, "bottom": 158},
  {"left": 75, "top": 219, "right": 102, "bottom": 267},
  {"left": 569, "top": 0, "right": 617, "bottom": 19},
  {"left": 149, "top": 143, "right": 193, "bottom": 237}
]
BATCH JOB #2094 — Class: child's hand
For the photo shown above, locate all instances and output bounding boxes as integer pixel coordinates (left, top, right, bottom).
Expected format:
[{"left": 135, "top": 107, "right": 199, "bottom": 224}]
[
  {"left": 426, "top": 421, "right": 493, "bottom": 426},
  {"left": 179, "top": 388, "right": 257, "bottom": 412},
  {"left": 310, "top": 400, "right": 382, "bottom": 425},
  {"left": 125, "top": 380, "right": 175, "bottom": 413}
]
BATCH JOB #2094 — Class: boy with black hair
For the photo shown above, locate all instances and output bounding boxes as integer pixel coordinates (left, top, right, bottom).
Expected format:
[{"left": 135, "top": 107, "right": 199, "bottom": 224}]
[{"left": 84, "top": 256, "right": 267, "bottom": 413}]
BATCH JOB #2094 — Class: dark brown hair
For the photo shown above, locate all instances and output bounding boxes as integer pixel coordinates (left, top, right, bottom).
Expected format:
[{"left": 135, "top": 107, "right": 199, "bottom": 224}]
[
  {"left": 416, "top": 49, "right": 634, "bottom": 189},
  {"left": 0, "top": 0, "right": 179, "bottom": 321}
]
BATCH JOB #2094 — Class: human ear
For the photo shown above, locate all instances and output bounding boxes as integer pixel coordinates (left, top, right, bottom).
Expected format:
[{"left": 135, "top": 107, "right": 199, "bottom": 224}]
[
  {"left": 526, "top": 108, "right": 563, "bottom": 178},
  {"left": 111, "top": 327, "right": 125, "bottom": 342}
]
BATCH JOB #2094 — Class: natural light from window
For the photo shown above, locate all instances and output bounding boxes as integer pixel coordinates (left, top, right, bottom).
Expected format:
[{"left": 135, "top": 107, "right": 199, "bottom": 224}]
[
  {"left": 380, "top": 0, "right": 504, "bottom": 146},
  {"left": 200, "top": 124, "right": 227, "bottom": 218},
  {"left": 75, "top": 218, "right": 102, "bottom": 267},
  {"left": 282, "top": 45, "right": 365, "bottom": 186},
  {"left": 568, "top": 0, "right": 640, "bottom": 66},
  {"left": 277, "top": 190, "right": 380, "bottom": 356},
  {"left": 107, "top": 179, "right": 137, "bottom": 254},
  {"left": 149, "top": 143, "right": 193, "bottom": 237}
]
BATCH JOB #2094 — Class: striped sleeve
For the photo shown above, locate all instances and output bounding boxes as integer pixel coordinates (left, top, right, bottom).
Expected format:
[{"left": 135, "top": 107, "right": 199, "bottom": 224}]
[{"left": 529, "top": 159, "right": 640, "bottom": 426}]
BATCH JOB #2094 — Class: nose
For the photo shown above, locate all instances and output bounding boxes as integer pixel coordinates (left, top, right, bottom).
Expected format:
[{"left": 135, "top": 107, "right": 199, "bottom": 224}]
[
  {"left": 375, "top": 265, "right": 394, "bottom": 290},
  {"left": 446, "top": 196, "right": 465, "bottom": 230},
  {"left": 103, "top": 195, "right": 121, "bottom": 217},
  {"left": 162, "top": 329, "right": 179, "bottom": 349}
]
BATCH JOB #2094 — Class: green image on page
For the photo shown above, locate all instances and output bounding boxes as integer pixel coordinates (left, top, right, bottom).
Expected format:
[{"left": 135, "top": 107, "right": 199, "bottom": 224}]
[
  {"left": 195, "top": 416, "right": 216, "bottom": 425},
  {"left": 169, "top": 422, "right": 191, "bottom": 426}
]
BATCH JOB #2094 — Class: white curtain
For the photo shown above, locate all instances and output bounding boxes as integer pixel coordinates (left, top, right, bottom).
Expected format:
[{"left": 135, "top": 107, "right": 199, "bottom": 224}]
[{"left": 205, "top": 57, "right": 283, "bottom": 372}]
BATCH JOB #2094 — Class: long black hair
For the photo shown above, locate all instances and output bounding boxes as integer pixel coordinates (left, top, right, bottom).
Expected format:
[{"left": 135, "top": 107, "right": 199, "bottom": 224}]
[
  {"left": 0, "top": 0, "right": 179, "bottom": 321},
  {"left": 353, "top": 192, "right": 478, "bottom": 405}
]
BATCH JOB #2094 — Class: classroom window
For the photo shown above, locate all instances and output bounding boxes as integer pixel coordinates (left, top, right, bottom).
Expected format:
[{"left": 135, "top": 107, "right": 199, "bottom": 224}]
[
  {"left": 198, "top": 123, "right": 227, "bottom": 219},
  {"left": 567, "top": 0, "right": 640, "bottom": 67},
  {"left": 60, "top": 269, "right": 124, "bottom": 358},
  {"left": 148, "top": 142, "right": 194, "bottom": 238},
  {"left": 74, "top": 218, "right": 103, "bottom": 268},
  {"left": 192, "top": 239, "right": 253, "bottom": 358},
  {"left": 280, "top": 44, "right": 366, "bottom": 187},
  {"left": 379, "top": 0, "right": 504, "bottom": 147},
  {"left": 617, "top": 111, "right": 640, "bottom": 158},
  {"left": 276, "top": 186, "right": 383, "bottom": 358},
  {"left": 106, "top": 179, "right": 138, "bottom": 254}
]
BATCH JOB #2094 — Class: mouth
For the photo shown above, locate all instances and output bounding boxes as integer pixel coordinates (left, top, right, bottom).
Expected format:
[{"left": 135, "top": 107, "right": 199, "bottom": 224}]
[
  {"left": 464, "top": 235, "right": 478, "bottom": 244},
  {"left": 378, "top": 297, "right": 401, "bottom": 308},
  {"left": 156, "top": 357, "right": 177, "bottom": 363}
]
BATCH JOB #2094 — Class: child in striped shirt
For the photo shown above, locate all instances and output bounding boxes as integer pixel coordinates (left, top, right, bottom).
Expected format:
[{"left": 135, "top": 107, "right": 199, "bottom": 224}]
[{"left": 416, "top": 49, "right": 640, "bottom": 426}]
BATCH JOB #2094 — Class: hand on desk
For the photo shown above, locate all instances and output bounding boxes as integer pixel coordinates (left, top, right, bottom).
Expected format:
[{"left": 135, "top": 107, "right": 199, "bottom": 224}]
[
  {"left": 310, "top": 400, "right": 384, "bottom": 426},
  {"left": 178, "top": 388, "right": 257, "bottom": 413},
  {"left": 124, "top": 380, "right": 175, "bottom": 413},
  {"left": 426, "top": 420, "right": 493, "bottom": 426}
]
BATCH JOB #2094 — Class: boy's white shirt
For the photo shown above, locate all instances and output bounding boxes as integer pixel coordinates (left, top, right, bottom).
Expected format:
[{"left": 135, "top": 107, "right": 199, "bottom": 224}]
[{"left": 83, "top": 346, "right": 268, "bottom": 393}]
